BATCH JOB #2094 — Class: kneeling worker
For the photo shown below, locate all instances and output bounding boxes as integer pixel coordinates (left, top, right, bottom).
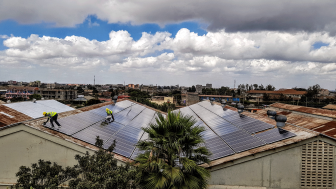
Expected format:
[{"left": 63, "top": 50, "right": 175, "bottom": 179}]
[
  {"left": 106, "top": 108, "right": 115, "bottom": 123},
  {"left": 43, "top": 111, "right": 61, "bottom": 128}
]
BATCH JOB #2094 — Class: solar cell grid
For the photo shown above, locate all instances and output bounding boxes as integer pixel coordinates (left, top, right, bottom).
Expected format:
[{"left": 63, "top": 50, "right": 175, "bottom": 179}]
[{"left": 255, "top": 128, "right": 296, "bottom": 144}]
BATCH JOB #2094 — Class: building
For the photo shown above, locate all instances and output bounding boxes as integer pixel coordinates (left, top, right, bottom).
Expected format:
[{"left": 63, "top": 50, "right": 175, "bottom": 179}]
[
  {"left": 35, "top": 89, "right": 77, "bottom": 100},
  {"left": 2, "top": 100, "right": 336, "bottom": 188},
  {"left": 5, "top": 87, "right": 39, "bottom": 99},
  {"left": 128, "top": 84, "right": 135, "bottom": 89},
  {"left": 247, "top": 89, "right": 307, "bottom": 102},
  {"left": 29, "top": 80, "right": 41, "bottom": 87},
  {"left": 323, "top": 104, "right": 336, "bottom": 111},
  {"left": 198, "top": 95, "right": 233, "bottom": 102},
  {"left": 206, "top": 83, "right": 212, "bottom": 89},
  {"left": 196, "top": 84, "right": 203, "bottom": 93},
  {"left": 319, "top": 89, "right": 330, "bottom": 96},
  {"left": 151, "top": 96, "right": 174, "bottom": 105}
]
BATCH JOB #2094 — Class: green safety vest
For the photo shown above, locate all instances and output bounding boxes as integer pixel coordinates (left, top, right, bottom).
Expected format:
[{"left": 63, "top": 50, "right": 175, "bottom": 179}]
[
  {"left": 106, "top": 109, "right": 113, "bottom": 115},
  {"left": 46, "top": 112, "right": 57, "bottom": 117}
]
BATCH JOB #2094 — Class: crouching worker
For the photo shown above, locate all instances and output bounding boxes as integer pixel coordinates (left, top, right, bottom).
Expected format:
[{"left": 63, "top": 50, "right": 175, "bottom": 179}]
[
  {"left": 105, "top": 108, "right": 115, "bottom": 123},
  {"left": 43, "top": 112, "right": 62, "bottom": 128}
]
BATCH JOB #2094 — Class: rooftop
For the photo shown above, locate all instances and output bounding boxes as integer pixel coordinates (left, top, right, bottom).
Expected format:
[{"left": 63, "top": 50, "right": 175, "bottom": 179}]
[
  {"left": 270, "top": 103, "right": 336, "bottom": 119},
  {"left": 323, "top": 104, "right": 336, "bottom": 110},
  {"left": 0, "top": 100, "right": 319, "bottom": 168},
  {"left": 248, "top": 89, "right": 306, "bottom": 95}
]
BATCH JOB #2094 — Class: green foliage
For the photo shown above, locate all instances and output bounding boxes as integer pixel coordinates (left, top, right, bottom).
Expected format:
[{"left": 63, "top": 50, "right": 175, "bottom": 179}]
[
  {"left": 69, "top": 137, "right": 137, "bottom": 189},
  {"left": 29, "top": 94, "right": 42, "bottom": 100},
  {"left": 77, "top": 87, "right": 84, "bottom": 94},
  {"left": 12, "top": 137, "right": 136, "bottom": 189},
  {"left": 9, "top": 97, "right": 25, "bottom": 102},
  {"left": 92, "top": 87, "right": 98, "bottom": 94},
  {"left": 135, "top": 111, "right": 211, "bottom": 189},
  {"left": 263, "top": 93, "right": 270, "bottom": 101},
  {"left": 11, "top": 160, "right": 79, "bottom": 189}
]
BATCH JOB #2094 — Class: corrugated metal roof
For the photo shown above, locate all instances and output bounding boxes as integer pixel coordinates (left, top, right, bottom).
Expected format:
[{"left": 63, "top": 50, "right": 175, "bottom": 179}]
[
  {"left": 255, "top": 109, "right": 336, "bottom": 139},
  {"left": 1, "top": 100, "right": 318, "bottom": 166},
  {"left": 323, "top": 104, "right": 336, "bottom": 110},
  {"left": 248, "top": 89, "right": 306, "bottom": 95},
  {"left": 4, "top": 100, "right": 75, "bottom": 118},
  {"left": 271, "top": 103, "right": 336, "bottom": 119},
  {"left": 0, "top": 105, "right": 33, "bottom": 127}
]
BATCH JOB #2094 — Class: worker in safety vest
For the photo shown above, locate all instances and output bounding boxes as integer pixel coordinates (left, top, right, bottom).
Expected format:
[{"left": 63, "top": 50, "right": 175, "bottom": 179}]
[
  {"left": 43, "top": 112, "right": 61, "bottom": 128},
  {"left": 105, "top": 108, "right": 115, "bottom": 123}
]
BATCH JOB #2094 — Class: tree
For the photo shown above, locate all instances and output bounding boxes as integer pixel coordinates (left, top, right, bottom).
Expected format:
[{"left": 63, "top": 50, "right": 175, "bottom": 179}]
[
  {"left": 191, "top": 85, "right": 196, "bottom": 92},
  {"left": 135, "top": 111, "right": 211, "bottom": 189},
  {"left": 12, "top": 160, "right": 79, "bottom": 189},
  {"left": 69, "top": 137, "right": 136, "bottom": 188},
  {"left": 29, "top": 94, "right": 42, "bottom": 100},
  {"left": 92, "top": 87, "right": 98, "bottom": 94},
  {"left": 258, "top": 84, "right": 265, "bottom": 90},
  {"left": 263, "top": 93, "right": 270, "bottom": 101},
  {"left": 77, "top": 87, "right": 84, "bottom": 94},
  {"left": 12, "top": 137, "right": 136, "bottom": 189},
  {"left": 253, "top": 84, "right": 258, "bottom": 90},
  {"left": 265, "top": 84, "right": 275, "bottom": 91}
]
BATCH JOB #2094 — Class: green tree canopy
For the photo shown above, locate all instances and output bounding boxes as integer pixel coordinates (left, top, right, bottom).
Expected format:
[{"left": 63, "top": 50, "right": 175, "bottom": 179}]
[{"left": 135, "top": 111, "right": 211, "bottom": 189}]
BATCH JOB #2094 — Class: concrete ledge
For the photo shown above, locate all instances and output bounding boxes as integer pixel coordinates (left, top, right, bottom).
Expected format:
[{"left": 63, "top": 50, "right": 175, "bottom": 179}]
[{"left": 209, "top": 185, "right": 266, "bottom": 189}]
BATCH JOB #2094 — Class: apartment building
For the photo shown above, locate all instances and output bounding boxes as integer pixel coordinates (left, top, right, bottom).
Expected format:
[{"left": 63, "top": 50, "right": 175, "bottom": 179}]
[
  {"left": 5, "top": 87, "right": 39, "bottom": 99},
  {"left": 35, "top": 89, "right": 77, "bottom": 100}
]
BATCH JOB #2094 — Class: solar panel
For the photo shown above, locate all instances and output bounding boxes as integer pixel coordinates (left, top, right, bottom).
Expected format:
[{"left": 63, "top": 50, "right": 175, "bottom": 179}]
[
  {"left": 255, "top": 128, "right": 296, "bottom": 144},
  {"left": 221, "top": 130, "right": 265, "bottom": 153}
]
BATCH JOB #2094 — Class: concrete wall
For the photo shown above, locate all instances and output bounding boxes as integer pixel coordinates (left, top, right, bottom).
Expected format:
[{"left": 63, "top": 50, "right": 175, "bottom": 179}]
[
  {"left": 209, "top": 146, "right": 302, "bottom": 189},
  {"left": 0, "top": 124, "right": 123, "bottom": 188}
]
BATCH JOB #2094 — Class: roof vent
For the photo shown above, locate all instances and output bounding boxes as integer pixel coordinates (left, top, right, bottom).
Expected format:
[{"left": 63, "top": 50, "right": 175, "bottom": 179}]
[
  {"left": 210, "top": 97, "right": 215, "bottom": 105},
  {"left": 41, "top": 98, "right": 44, "bottom": 100},
  {"left": 221, "top": 99, "right": 226, "bottom": 108},
  {"left": 237, "top": 104, "right": 244, "bottom": 115},
  {"left": 112, "top": 95, "right": 118, "bottom": 105},
  {"left": 275, "top": 115, "right": 288, "bottom": 134},
  {"left": 33, "top": 99, "right": 36, "bottom": 103},
  {"left": 6, "top": 100, "right": 11, "bottom": 103},
  {"left": 267, "top": 110, "right": 277, "bottom": 119}
]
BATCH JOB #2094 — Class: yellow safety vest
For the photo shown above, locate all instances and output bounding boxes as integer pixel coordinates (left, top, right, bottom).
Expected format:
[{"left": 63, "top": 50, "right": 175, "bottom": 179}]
[
  {"left": 46, "top": 112, "right": 57, "bottom": 117},
  {"left": 106, "top": 109, "right": 113, "bottom": 115}
]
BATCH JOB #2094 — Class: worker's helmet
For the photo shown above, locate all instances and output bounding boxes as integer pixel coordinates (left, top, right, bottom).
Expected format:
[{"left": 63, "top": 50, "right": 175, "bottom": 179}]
[
  {"left": 106, "top": 108, "right": 109, "bottom": 111},
  {"left": 43, "top": 112, "right": 46, "bottom": 116}
]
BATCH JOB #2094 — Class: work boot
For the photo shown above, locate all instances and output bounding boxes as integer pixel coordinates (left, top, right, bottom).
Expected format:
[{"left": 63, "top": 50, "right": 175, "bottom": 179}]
[{"left": 58, "top": 125, "right": 62, "bottom": 128}]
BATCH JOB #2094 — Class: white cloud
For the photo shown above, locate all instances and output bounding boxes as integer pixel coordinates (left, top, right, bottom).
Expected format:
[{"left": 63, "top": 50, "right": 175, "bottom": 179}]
[
  {"left": 2, "top": 28, "right": 336, "bottom": 88},
  {"left": 0, "top": 35, "right": 9, "bottom": 39}
]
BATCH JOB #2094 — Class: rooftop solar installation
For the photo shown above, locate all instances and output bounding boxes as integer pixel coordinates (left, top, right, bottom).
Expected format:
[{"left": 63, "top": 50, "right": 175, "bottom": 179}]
[
  {"left": 43, "top": 100, "right": 296, "bottom": 161},
  {"left": 4, "top": 100, "right": 74, "bottom": 118}
]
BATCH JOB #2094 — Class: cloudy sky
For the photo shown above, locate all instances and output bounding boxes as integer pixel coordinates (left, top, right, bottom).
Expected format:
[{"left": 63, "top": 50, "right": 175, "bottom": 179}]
[{"left": 1, "top": 0, "right": 336, "bottom": 89}]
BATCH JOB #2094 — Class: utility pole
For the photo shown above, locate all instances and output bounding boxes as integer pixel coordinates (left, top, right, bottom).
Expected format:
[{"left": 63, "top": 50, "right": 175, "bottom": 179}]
[
  {"left": 94, "top": 75, "right": 95, "bottom": 86},
  {"left": 306, "top": 96, "right": 307, "bottom": 107}
]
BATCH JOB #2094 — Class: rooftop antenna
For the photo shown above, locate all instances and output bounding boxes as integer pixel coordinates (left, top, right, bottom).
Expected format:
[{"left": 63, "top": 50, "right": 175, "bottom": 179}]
[
  {"left": 234, "top": 80, "right": 236, "bottom": 89},
  {"left": 94, "top": 75, "right": 95, "bottom": 86}
]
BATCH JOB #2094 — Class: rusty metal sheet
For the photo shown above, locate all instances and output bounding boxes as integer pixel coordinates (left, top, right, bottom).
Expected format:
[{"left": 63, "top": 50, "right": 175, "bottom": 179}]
[
  {"left": 0, "top": 105, "right": 33, "bottom": 127},
  {"left": 271, "top": 103, "right": 336, "bottom": 119}
]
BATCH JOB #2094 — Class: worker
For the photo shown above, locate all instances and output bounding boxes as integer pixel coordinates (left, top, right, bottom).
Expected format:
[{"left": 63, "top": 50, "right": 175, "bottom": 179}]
[
  {"left": 105, "top": 108, "right": 115, "bottom": 123},
  {"left": 43, "top": 112, "right": 61, "bottom": 128}
]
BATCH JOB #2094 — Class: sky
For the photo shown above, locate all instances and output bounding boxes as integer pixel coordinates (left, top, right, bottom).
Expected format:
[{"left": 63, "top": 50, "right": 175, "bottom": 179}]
[{"left": 1, "top": 0, "right": 336, "bottom": 89}]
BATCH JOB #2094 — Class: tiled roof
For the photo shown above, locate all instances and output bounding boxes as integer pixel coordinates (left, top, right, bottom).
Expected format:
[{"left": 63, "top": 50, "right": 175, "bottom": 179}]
[{"left": 271, "top": 103, "right": 336, "bottom": 119}]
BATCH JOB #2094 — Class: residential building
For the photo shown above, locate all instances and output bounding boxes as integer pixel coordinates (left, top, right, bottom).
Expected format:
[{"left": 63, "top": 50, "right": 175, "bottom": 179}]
[
  {"left": 319, "top": 89, "right": 330, "bottom": 96},
  {"left": 128, "top": 84, "right": 134, "bottom": 89},
  {"left": 247, "top": 89, "right": 307, "bottom": 102},
  {"left": 35, "top": 89, "right": 77, "bottom": 100},
  {"left": 134, "top": 84, "right": 140, "bottom": 89},
  {"left": 5, "top": 87, "right": 39, "bottom": 99},
  {"left": 205, "top": 83, "right": 212, "bottom": 89},
  {"left": 29, "top": 80, "right": 41, "bottom": 87},
  {"left": 196, "top": 84, "right": 203, "bottom": 94},
  {"left": 151, "top": 96, "right": 174, "bottom": 105},
  {"left": 7, "top": 80, "right": 17, "bottom": 85}
]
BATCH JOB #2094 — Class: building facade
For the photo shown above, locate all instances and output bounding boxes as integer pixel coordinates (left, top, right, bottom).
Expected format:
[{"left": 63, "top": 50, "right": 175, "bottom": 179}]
[
  {"left": 5, "top": 87, "right": 39, "bottom": 99},
  {"left": 35, "top": 89, "right": 77, "bottom": 100}
]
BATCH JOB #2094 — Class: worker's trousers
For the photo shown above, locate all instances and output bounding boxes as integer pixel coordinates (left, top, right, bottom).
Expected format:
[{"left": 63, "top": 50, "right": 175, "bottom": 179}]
[
  {"left": 50, "top": 114, "right": 61, "bottom": 127},
  {"left": 106, "top": 115, "right": 114, "bottom": 123}
]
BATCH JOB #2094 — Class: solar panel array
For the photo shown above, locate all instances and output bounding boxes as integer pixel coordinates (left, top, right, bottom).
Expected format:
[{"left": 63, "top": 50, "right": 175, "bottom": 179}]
[
  {"left": 173, "top": 101, "right": 296, "bottom": 160},
  {"left": 4, "top": 100, "right": 74, "bottom": 118},
  {"left": 44, "top": 100, "right": 296, "bottom": 161}
]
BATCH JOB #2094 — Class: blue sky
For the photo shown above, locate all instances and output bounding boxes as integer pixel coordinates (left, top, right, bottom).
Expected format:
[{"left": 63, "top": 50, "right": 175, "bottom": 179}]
[{"left": 0, "top": 15, "right": 207, "bottom": 50}]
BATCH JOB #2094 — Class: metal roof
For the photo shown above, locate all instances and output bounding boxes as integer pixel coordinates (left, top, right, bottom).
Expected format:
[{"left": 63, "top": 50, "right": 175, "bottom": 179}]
[
  {"left": 3, "top": 100, "right": 74, "bottom": 119},
  {"left": 0, "top": 105, "right": 33, "bottom": 127},
  {"left": 2, "top": 99, "right": 318, "bottom": 166},
  {"left": 271, "top": 103, "right": 336, "bottom": 119},
  {"left": 323, "top": 104, "right": 336, "bottom": 110}
]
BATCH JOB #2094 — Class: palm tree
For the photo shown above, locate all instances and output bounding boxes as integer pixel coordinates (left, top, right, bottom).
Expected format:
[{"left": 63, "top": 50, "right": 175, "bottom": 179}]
[{"left": 135, "top": 111, "right": 211, "bottom": 189}]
